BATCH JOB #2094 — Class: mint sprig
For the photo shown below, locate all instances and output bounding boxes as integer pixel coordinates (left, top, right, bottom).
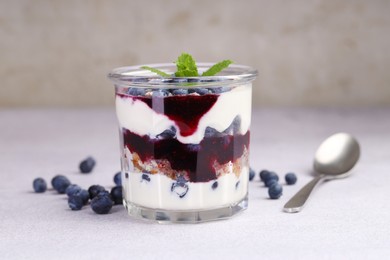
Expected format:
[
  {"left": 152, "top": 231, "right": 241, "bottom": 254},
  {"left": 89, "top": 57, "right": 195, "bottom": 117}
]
[
  {"left": 140, "top": 66, "right": 170, "bottom": 77},
  {"left": 201, "top": 60, "right": 232, "bottom": 76},
  {"left": 140, "top": 53, "right": 232, "bottom": 78},
  {"left": 174, "top": 53, "right": 199, "bottom": 77}
]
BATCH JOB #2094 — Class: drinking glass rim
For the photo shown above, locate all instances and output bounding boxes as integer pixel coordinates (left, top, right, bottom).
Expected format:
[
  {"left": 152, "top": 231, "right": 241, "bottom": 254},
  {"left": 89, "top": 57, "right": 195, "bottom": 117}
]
[{"left": 108, "top": 63, "right": 257, "bottom": 88}]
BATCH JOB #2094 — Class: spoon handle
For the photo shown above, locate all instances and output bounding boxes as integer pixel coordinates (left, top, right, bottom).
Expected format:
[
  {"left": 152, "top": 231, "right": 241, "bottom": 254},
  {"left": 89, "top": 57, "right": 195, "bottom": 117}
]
[{"left": 283, "top": 175, "right": 324, "bottom": 213}]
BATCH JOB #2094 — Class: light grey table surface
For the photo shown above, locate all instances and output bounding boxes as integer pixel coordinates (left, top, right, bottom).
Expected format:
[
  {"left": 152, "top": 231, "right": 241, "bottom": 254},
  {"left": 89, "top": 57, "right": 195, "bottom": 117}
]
[{"left": 1, "top": 108, "right": 389, "bottom": 260}]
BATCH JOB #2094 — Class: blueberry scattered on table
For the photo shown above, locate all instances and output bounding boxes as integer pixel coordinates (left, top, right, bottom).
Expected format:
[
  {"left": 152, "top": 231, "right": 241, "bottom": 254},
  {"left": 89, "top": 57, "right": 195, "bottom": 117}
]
[
  {"left": 212, "top": 181, "right": 218, "bottom": 190},
  {"left": 88, "top": 185, "right": 106, "bottom": 199},
  {"left": 68, "top": 195, "right": 84, "bottom": 210},
  {"left": 249, "top": 168, "right": 255, "bottom": 181},
  {"left": 97, "top": 190, "right": 110, "bottom": 197},
  {"left": 113, "top": 172, "right": 122, "bottom": 186},
  {"left": 79, "top": 156, "right": 96, "bottom": 174},
  {"left": 51, "top": 175, "right": 71, "bottom": 194},
  {"left": 285, "top": 173, "right": 297, "bottom": 185},
  {"left": 256, "top": 168, "right": 297, "bottom": 199},
  {"left": 259, "top": 170, "right": 270, "bottom": 182},
  {"left": 110, "top": 186, "right": 123, "bottom": 205},
  {"left": 66, "top": 184, "right": 82, "bottom": 197},
  {"left": 33, "top": 178, "right": 47, "bottom": 193},
  {"left": 265, "top": 179, "right": 278, "bottom": 188},
  {"left": 268, "top": 183, "right": 283, "bottom": 199},
  {"left": 263, "top": 171, "right": 279, "bottom": 184},
  {"left": 91, "top": 193, "right": 113, "bottom": 214},
  {"left": 75, "top": 189, "right": 90, "bottom": 205}
]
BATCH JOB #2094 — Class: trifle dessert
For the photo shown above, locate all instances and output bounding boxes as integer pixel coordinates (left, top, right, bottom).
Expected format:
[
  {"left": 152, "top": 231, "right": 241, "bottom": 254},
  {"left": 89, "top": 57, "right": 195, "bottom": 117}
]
[{"left": 108, "top": 54, "right": 257, "bottom": 223}]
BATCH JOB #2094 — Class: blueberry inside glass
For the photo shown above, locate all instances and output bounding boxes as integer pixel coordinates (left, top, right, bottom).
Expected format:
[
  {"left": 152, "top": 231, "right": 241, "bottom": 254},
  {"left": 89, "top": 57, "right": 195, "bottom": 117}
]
[{"left": 108, "top": 63, "right": 257, "bottom": 223}]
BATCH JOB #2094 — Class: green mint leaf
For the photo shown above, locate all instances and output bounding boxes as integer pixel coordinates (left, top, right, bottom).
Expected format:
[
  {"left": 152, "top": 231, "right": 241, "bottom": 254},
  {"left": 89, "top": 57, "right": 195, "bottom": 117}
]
[
  {"left": 201, "top": 60, "right": 233, "bottom": 76},
  {"left": 174, "top": 53, "right": 199, "bottom": 77},
  {"left": 141, "top": 66, "right": 170, "bottom": 77}
]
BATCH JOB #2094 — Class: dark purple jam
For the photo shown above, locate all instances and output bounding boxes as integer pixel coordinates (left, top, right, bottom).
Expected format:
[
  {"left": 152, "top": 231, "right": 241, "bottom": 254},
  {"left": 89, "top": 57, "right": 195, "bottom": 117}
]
[
  {"left": 122, "top": 129, "right": 250, "bottom": 183},
  {"left": 118, "top": 93, "right": 219, "bottom": 137}
]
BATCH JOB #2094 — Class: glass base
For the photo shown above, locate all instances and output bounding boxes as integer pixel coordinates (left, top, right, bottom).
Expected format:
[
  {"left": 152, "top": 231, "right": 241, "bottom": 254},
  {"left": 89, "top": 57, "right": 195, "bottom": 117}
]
[{"left": 123, "top": 195, "right": 248, "bottom": 224}]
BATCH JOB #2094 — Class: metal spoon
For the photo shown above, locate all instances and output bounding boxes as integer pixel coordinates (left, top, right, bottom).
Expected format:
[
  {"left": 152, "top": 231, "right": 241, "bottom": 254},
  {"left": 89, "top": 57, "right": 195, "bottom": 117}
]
[{"left": 283, "top": 132, "right": 360, "bottom": 213}]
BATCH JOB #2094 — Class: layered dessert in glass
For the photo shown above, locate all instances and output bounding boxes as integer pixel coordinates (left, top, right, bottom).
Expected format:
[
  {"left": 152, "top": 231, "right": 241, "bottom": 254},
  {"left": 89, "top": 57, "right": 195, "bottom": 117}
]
[{"left": 108, "top": 63, "right": 257, "bottom": 223}]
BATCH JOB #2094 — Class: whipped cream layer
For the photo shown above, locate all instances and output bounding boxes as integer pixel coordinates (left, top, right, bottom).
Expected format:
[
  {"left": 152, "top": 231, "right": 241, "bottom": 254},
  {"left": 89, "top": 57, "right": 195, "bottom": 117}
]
[
  {"left": 116, "top": 84, "right": 252, "bottom": 144},
  {"left": 122, "top": 167, "right": 249, "bottom": 210}
]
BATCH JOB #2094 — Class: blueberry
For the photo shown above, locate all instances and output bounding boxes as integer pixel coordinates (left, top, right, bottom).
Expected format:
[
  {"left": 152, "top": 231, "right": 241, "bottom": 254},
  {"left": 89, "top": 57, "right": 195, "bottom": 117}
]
[
  {"left": 167, "top": 78, "right": 188, "bottom": 83},
  {"left": 187, "top": 78, "right": 200, "bottom": 83},
  {"left": 267, "top": 172, "right": 279, "bottom": 182},
  {"left": 88, "top": 185, "right": 106, "bottom": 199},
  {"left": 265, "top": 179, "right": 278, "bottom": 188},
  {"left": 204, "top": 127, "right": 224, "bottom": 138},
  {"left": 68, "top": 188, "right": 89, "bottom": 205},
  {"left": 209, "top": 87, "right": 229, "bottom": 94},
  {"left": 187, "top": 144, "right": 201, "bottom": 152},
  {"left": 97, "top": 190, "right": 110, "bottom": 197},
  {"left": 75, "top": 189, "right": 90, "bottom": 205},
  {"left": 212, "top": 181, "right": 218, "bottom": 190},
  {"left": 51, "top": 175, "right": 71, "bottom": 194},
  {"left": 79, "top": 156, "right": 96, "bottom": 174},
  {"left": 156, "top": 128, "right": 176, "bottom": 139},
  {"left": 189, "top": 88, "right": 209, "bottom": 95},
  {"left": 268, "top": 183, "right": 283, "bottom": 199},
  {"left": 68, "top": 195, "right": 83, "bottom": 210},
  {"left": 33, "top": 178, "right": 47, "bottom": 193},
  {"left": 125, "top": 172, "right": 129, "bottom": 179},
  {"left": 262, "top": 171, "right": 279, "bottom": 184},
  {"left": 110, "top": 186, "right": 123, "bottom": 205},
  {"left": 66, "top": 184, "right": 82, "bottom": 197},
  {"left": 176, "top": 175, "right": 187, "bottom": 185},
  {"left": 171, "top": 89, "right": 188, "bottom": 95},
  {"left": 161, "top": 79, "right": 176, "bottom": 84},
  {"left": 91, "top": 193, "right": 113, "bottom": 214},
  {"left": 127, "top": 88, "right": 145, "bottom": 96},
  {"left": 235, "top": 181, "right": 240, "bottom": 189},
  {"left": 142, "top": 174, "right": 151, "bottom": 182},
  {"left": 113, "top": 172, "right": 122, "bottom": 186},
  {"left": 223, "top": 116, "right": 241, "bottom": 135},
  {"left": 259, "top": 170, "right": 270, "bottom": 182},
  {"left": 171, "top": 177, "right": 189, "bottom": 198},
  {"left": 152, "top": 89, "right": 170, "bottom": 97},
  {"left": 285, "top": 172, "right": 297, "bottom": 185},
  {"left": 249, "top": 168, "right": 255, "bottom": 181}
]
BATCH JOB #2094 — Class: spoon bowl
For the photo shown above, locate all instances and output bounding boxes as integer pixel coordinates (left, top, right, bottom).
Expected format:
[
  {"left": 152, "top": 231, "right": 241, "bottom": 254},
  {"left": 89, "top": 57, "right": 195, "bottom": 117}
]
[
  {"left": 314, "top": 133, "right": 360, "bottom": 176},
  {"left": 283, "top": 132, "right": 360, "bottom": 213}
]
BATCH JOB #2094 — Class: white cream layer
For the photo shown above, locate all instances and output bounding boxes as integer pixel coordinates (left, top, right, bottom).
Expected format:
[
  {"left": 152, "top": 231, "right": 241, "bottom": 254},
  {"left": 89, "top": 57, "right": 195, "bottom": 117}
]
[
  {"left": 122, "top": 167, "right": 249, "bottom": 210},
  {"left": 116, "top": 84, "right": 252, "bottom": 144}
]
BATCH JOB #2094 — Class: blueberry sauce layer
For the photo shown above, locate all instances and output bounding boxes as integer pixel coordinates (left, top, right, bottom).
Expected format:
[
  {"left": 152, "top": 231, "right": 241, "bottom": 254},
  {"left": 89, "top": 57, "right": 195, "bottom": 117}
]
[
  {"left": 118, "top": 93, "right": 219, "bottom": 137},
  {"left": 122, "top": 128, "right": 250, "bottom": 183}
]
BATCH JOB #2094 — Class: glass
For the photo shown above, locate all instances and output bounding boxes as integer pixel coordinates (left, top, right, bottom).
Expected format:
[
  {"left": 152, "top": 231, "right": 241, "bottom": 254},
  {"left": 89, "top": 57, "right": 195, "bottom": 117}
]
[{"left": 108, "top": 63, "right": 257, "bottom": 223}]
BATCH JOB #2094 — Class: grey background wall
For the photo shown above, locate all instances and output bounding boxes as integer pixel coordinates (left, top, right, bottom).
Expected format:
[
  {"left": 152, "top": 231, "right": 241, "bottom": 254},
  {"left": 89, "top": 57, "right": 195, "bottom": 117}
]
[{"left": 1, "top": 0, "right": 389, "bottom": 107}]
